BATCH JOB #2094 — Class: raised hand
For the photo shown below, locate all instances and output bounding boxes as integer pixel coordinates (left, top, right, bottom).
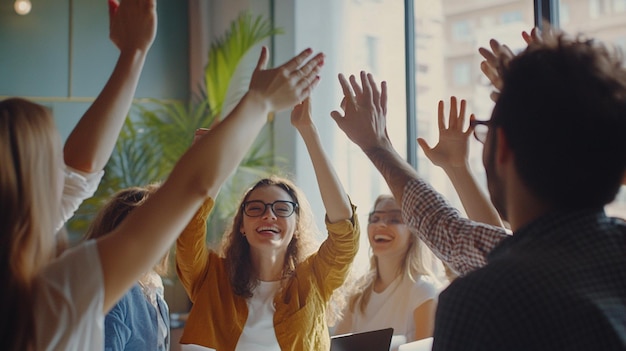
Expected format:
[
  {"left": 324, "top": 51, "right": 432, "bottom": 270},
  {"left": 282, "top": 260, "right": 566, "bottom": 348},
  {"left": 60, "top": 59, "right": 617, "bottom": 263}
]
[
  {"left": 330, "top": 71, "right": 388, "bottom": 152},
  {"left": 478, "top": 27, "right": 540, "bottom": 102},
  {"left": 417, "top": 97, "right": 473, "bottom": 170},
  {"left": 249, "top": 47, "right": 324, "bottom": 113},
  {"left": 291, "top": 97, "right": 314, "bottom": 130},
  {"left": 109, "top": 0, "right": 157, "bottom": 53}
]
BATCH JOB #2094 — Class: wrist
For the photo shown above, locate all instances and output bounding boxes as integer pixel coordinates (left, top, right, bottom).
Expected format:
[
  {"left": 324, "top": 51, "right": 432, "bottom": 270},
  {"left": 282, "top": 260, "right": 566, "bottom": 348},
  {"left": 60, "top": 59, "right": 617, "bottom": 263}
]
[{"left": 243, "top": 90, "right": 272, "bottom": 115}]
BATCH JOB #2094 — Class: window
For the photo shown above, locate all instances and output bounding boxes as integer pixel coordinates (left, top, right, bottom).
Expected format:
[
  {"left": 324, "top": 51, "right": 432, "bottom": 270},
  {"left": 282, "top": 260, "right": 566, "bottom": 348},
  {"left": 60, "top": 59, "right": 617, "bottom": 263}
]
[
  {"left": 614, "top": 0, "right": 626, "bottom": 12},
  {"left": 452, "top": 20, "right": 472, "bottom": 42},
  {"left": 366, "top": 35, "right": 379, "bottom": 73},
  {"left": 500, "top": 11, "right": 523, "bottom": 24},
  {"left": 414, "top": 0, "right": 534, "bottom": 213},
  {"left": 560, "top": 0, "right": 626, "bottom": 218},
  {"left": 288, "top": 0, "right": 406, "bottom": 274},
  {"left": 453, "top": 61, "right": 471, "bottom": 87}
]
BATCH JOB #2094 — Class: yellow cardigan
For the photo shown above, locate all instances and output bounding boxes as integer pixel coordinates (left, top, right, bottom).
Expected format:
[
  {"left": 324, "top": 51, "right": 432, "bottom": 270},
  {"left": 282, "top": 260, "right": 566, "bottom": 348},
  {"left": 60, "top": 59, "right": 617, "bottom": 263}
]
[{"left": 176, "top": 198, "right": 359, "bottom": 351}]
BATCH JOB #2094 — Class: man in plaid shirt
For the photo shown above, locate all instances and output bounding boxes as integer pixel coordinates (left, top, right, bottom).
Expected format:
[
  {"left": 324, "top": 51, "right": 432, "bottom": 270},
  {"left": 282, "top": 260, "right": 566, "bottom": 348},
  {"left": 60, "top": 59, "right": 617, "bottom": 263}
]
[{"left": 331, "top": 29, "right": 626, "bottom": 350}]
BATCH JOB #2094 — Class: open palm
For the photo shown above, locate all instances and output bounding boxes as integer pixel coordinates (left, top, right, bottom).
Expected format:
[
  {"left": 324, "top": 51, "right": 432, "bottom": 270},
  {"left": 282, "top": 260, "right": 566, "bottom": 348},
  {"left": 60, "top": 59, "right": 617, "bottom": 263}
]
[{"left": 417, "top": 97, "right": 473, "bottom": 169}]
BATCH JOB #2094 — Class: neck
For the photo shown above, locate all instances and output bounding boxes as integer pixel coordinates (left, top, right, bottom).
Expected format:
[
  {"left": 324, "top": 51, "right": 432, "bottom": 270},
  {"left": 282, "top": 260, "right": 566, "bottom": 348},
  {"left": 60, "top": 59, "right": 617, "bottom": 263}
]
[
  {"left": 374, "top": 253, "right": 403, "bottom": 292},
  {"left": 251, "top": 249, "right": 285, "bottom": 282},
  {"left": 504, "top": 174, "right": 553, "bottom": 232}
]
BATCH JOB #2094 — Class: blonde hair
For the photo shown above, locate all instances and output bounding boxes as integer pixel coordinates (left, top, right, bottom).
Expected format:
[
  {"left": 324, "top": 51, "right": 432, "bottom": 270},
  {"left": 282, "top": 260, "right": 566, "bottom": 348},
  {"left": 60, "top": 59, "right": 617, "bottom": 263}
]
[
  {"left": 348, "top": 194, "right": 436, "bottom": 314},
  {"left": 219, "top": 176, "right": 318, "bottom": 298},
  {"left": 84, "top": 183, "right": 169, "bottom": 276},
  {"left": 0, "top": 98, "right": 62, "bottom": 350}
]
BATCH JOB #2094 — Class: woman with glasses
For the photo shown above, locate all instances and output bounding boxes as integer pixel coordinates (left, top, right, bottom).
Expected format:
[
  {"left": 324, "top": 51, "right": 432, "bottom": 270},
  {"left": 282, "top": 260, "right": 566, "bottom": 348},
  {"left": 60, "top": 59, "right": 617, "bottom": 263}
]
[
  {"left": 334, "top": 194, "right": 441, "bottom": 345},
  {"left": 176, "top": 97, "right": 359, "bottom": 351},
  {"left": 334, "top": 96, "right": 505, "bottom": 347}
]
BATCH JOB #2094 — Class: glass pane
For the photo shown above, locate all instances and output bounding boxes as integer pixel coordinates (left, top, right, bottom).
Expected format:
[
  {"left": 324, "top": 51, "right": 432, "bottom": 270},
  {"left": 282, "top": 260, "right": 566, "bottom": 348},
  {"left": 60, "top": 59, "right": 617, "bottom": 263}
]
[
  {"left": 559, "top": 0, "right": 626, "bottom": 218},
  {"left": 413, "top": 0, "right": 534, "bottom": 218},
  {"left": 293, "top": 0, "right": 406, "bottom": 274}
]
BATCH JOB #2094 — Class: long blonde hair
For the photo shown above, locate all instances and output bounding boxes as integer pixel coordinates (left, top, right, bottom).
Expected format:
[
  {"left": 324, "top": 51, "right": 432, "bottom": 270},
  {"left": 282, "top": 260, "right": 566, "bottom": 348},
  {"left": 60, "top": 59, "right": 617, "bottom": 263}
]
[
  {"left": 348, "top": 194, "right": 436, "bottom": 314},
  {"left": 0, "top": 98, "right": 62, "bottom": 350}
]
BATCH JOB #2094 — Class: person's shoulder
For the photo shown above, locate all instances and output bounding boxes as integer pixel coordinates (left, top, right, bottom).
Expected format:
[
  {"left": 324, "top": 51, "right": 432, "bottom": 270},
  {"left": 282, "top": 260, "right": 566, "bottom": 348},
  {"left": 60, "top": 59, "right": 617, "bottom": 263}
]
[{"left": 440, "top": 259, "right": 525, "bottom": 304}]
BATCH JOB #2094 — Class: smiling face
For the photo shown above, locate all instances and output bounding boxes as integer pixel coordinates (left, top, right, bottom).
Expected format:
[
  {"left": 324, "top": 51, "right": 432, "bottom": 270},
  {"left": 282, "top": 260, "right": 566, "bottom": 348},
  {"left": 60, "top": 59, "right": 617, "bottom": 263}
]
[
  {"left": 240, "top": 184, "right": 298, "bottom": 256},
  {"left": 367, "top": 197, "right": 412, "bottom": 259}
]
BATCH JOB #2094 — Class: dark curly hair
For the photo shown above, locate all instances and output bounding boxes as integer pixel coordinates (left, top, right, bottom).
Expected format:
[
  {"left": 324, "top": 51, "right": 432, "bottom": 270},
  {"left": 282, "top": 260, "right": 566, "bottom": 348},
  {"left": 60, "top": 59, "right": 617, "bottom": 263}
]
[{"left": 492, "top": 31, "right": 626, "bottom": 209}]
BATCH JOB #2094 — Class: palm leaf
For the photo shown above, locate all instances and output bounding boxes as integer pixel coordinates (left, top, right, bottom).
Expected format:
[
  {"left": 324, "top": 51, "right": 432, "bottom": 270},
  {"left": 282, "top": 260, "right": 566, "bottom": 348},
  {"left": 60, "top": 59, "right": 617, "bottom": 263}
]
[{"left": 205, "top": 11, "right": 282, "bottom": 117}]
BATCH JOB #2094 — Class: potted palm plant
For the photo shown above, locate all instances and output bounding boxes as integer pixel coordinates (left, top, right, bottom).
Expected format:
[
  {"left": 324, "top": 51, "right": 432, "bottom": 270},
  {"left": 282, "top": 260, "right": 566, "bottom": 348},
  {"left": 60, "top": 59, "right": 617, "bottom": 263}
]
[{"left": 67, "top": 12, "right": 283, "bottom": 244}]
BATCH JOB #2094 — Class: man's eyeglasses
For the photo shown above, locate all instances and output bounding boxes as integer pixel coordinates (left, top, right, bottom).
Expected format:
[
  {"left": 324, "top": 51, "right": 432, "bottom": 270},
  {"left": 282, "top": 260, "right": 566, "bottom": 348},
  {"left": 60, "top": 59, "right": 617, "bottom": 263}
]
[
  {"left": 368, "top": 210, "right": 404, "bottom": 225},
  {"left": 469, "top": 119, "right": 490, "bottom": 144},
  {"left": 242, "top": 200, "right": 298, "bottom": 218}
]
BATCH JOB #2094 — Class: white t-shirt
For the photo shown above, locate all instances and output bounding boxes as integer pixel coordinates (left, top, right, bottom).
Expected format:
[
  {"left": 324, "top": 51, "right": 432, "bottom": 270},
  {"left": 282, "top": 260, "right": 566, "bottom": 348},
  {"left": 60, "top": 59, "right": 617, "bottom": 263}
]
[
  {"left": 342, "top": 275, "right": 439, "bottom": 342},
  {"left": 56, "top": 166, "right": 103, "bottom": 232},
  {"left": 34, "top": 240, "right": 105, "bottom": 351},
  {"left": 235, "top": 280, "right": 281, "bottom": 351}
]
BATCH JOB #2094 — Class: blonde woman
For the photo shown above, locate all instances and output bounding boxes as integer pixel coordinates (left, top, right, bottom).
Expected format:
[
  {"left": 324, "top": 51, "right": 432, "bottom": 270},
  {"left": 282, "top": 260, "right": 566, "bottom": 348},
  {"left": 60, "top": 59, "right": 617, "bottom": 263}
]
[{"left": 335, "top": 194, "right": 440, "bottom": 343}]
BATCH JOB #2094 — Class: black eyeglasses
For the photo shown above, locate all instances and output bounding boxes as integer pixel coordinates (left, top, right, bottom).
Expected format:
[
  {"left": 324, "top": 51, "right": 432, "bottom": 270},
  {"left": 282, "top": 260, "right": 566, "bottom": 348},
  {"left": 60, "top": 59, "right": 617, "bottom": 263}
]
[
  {"left": 242, "top": 200, "right": 298, "bottom": 218},
  {"left": 469, "top": 119, "right": 490, "bottom": 144}
]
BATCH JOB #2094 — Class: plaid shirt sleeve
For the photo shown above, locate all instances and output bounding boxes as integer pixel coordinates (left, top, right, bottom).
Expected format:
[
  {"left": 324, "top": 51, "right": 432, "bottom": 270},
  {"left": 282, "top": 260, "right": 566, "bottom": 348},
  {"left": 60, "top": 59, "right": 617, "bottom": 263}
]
[{"left": 401, "top": 178, "right": 509, "bottom": 276}]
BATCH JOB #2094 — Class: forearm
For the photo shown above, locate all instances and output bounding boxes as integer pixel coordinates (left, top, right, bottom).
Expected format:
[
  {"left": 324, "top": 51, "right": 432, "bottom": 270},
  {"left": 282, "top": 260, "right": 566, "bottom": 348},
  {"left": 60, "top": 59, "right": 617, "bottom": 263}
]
[
  {"left": 178, "top": 91, "right": 270, "bottom": 199},
  {"left": 362, "top": 140, "right": 419, "bottom": 206},
  {"left": 176, "top": 199, "right": 213, "bottom": 298},
  {"left": 64, "top": 49, "right": 148, "bottom": 172},
  {"left": 298, "top": 124, "right": 352, "bottom": 223},
  {"left": 442, "top": 164, "right": 503, "bottom": 227},
  {"left": 98, "top": 92, "right": 269, "bottom": 311}
]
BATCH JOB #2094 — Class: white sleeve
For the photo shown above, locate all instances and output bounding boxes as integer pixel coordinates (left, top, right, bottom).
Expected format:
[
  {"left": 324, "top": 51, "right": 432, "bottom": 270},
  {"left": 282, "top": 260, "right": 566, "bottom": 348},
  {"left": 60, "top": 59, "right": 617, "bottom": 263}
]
[
  {"left": 35, "top": 240, "right": 105, "bottom": 351},
  {"left": 55, "top": 166, "right": 104, "bottom": 232}
]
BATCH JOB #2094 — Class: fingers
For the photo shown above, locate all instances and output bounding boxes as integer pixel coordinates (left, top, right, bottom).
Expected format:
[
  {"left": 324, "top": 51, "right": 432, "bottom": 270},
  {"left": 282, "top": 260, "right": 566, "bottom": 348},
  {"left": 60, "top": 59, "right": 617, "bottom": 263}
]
[
  {"left": 466, "top": 114, "right": 476, "bottom": 136},
  {"left": 480, "top": 60, "right": 502, "bottom": 90},
  {"left": 360, "top": 71, "right": 373, "bottom": 105},
  {"left": 330, "top": 110, "right": 345, "bottom": 124},
  {"left": 108, "top": 0, "right": 119, "bottom": 18},
  {"left": 298, "top": 75, "right": 321, "bottom": 100},
  {"left": 281, "top": 48, "right": 313, "bottom": 72},
  {"left": 255, "top": 46, "right": 269, "bottom": 71},
  {"left": 294, "top": 55, "right": 323, "bottom": 93},
  {"left": 338, "top": 74, "right": 356, "bottom": 105},
  {"left": 458, "top": 98, "right": 467, "bottom": 129},
  {"left": 437, "top": 100, "right": 446, "bottom": 131},
  {"left": 448, "top": 96, "right": 458, "bottom": 129},
  {"left": 367, "top": 73, "right": 381, "bottom": 109},
  {"left": 293, "top": 53, "right": 324, "bottom": 79},
  {"left": 522, "top": 31, "right": 532, "bottom": 44},
  {"left": 381, "top": 81, "right": 388, "bottom": 116},
  {"left": 417, "top": 137, "right": 432, "bottom": 153},
  {"left": 349, "top": 75, "right": 363, "bottom": 97}
]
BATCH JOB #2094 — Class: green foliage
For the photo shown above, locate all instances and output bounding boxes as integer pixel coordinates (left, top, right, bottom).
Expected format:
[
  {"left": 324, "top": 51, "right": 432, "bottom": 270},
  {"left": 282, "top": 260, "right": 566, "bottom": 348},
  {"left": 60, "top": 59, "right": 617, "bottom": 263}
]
[
  {"left": 67, "top": 12, "right": 282, "bottom": 243},
  {"left": 205, "top": 12, "right": 283, "bottom": 117}
]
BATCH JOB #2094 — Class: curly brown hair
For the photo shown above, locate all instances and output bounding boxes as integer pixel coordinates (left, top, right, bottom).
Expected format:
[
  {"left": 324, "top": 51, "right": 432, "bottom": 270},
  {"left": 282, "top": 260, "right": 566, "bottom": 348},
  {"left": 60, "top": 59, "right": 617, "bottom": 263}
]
[{"left": 219, "top": 176, "right": 319, "bottom": 298}]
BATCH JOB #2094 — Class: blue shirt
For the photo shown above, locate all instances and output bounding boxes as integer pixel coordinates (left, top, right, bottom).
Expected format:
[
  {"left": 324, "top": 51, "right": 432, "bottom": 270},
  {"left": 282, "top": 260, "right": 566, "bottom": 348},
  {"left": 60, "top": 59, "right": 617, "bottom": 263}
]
[{"left": 104, "top": 284, "right": 170, "bottom": 351}]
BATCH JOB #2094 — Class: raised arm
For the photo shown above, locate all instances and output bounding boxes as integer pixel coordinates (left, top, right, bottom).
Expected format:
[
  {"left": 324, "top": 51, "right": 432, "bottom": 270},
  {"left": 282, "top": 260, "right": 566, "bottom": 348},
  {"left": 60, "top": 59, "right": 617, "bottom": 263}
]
[
  {"left": 63, "top": 0, "right": 156, "bottom": 173},
  {"left": 291, "top": 97, "right": 352, "bottom": 223},
  {"left": 331, "top": 72, "right": 508, "bottom": 276},
  {"left": 96, "top": 47, "right": 324, "bottom": 312},
  {"left": 330, "top": 72, "right": 415, "bottom": 203},
  {"left": 417, "top": 97, "right": 503, "bottom": 227}
]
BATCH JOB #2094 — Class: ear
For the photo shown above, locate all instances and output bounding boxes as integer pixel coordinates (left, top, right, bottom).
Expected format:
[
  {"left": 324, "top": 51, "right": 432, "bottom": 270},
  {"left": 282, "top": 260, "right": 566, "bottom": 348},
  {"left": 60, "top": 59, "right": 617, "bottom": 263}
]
[{"left": 494, "top": 128, "right": 512, "bottom": 165}]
